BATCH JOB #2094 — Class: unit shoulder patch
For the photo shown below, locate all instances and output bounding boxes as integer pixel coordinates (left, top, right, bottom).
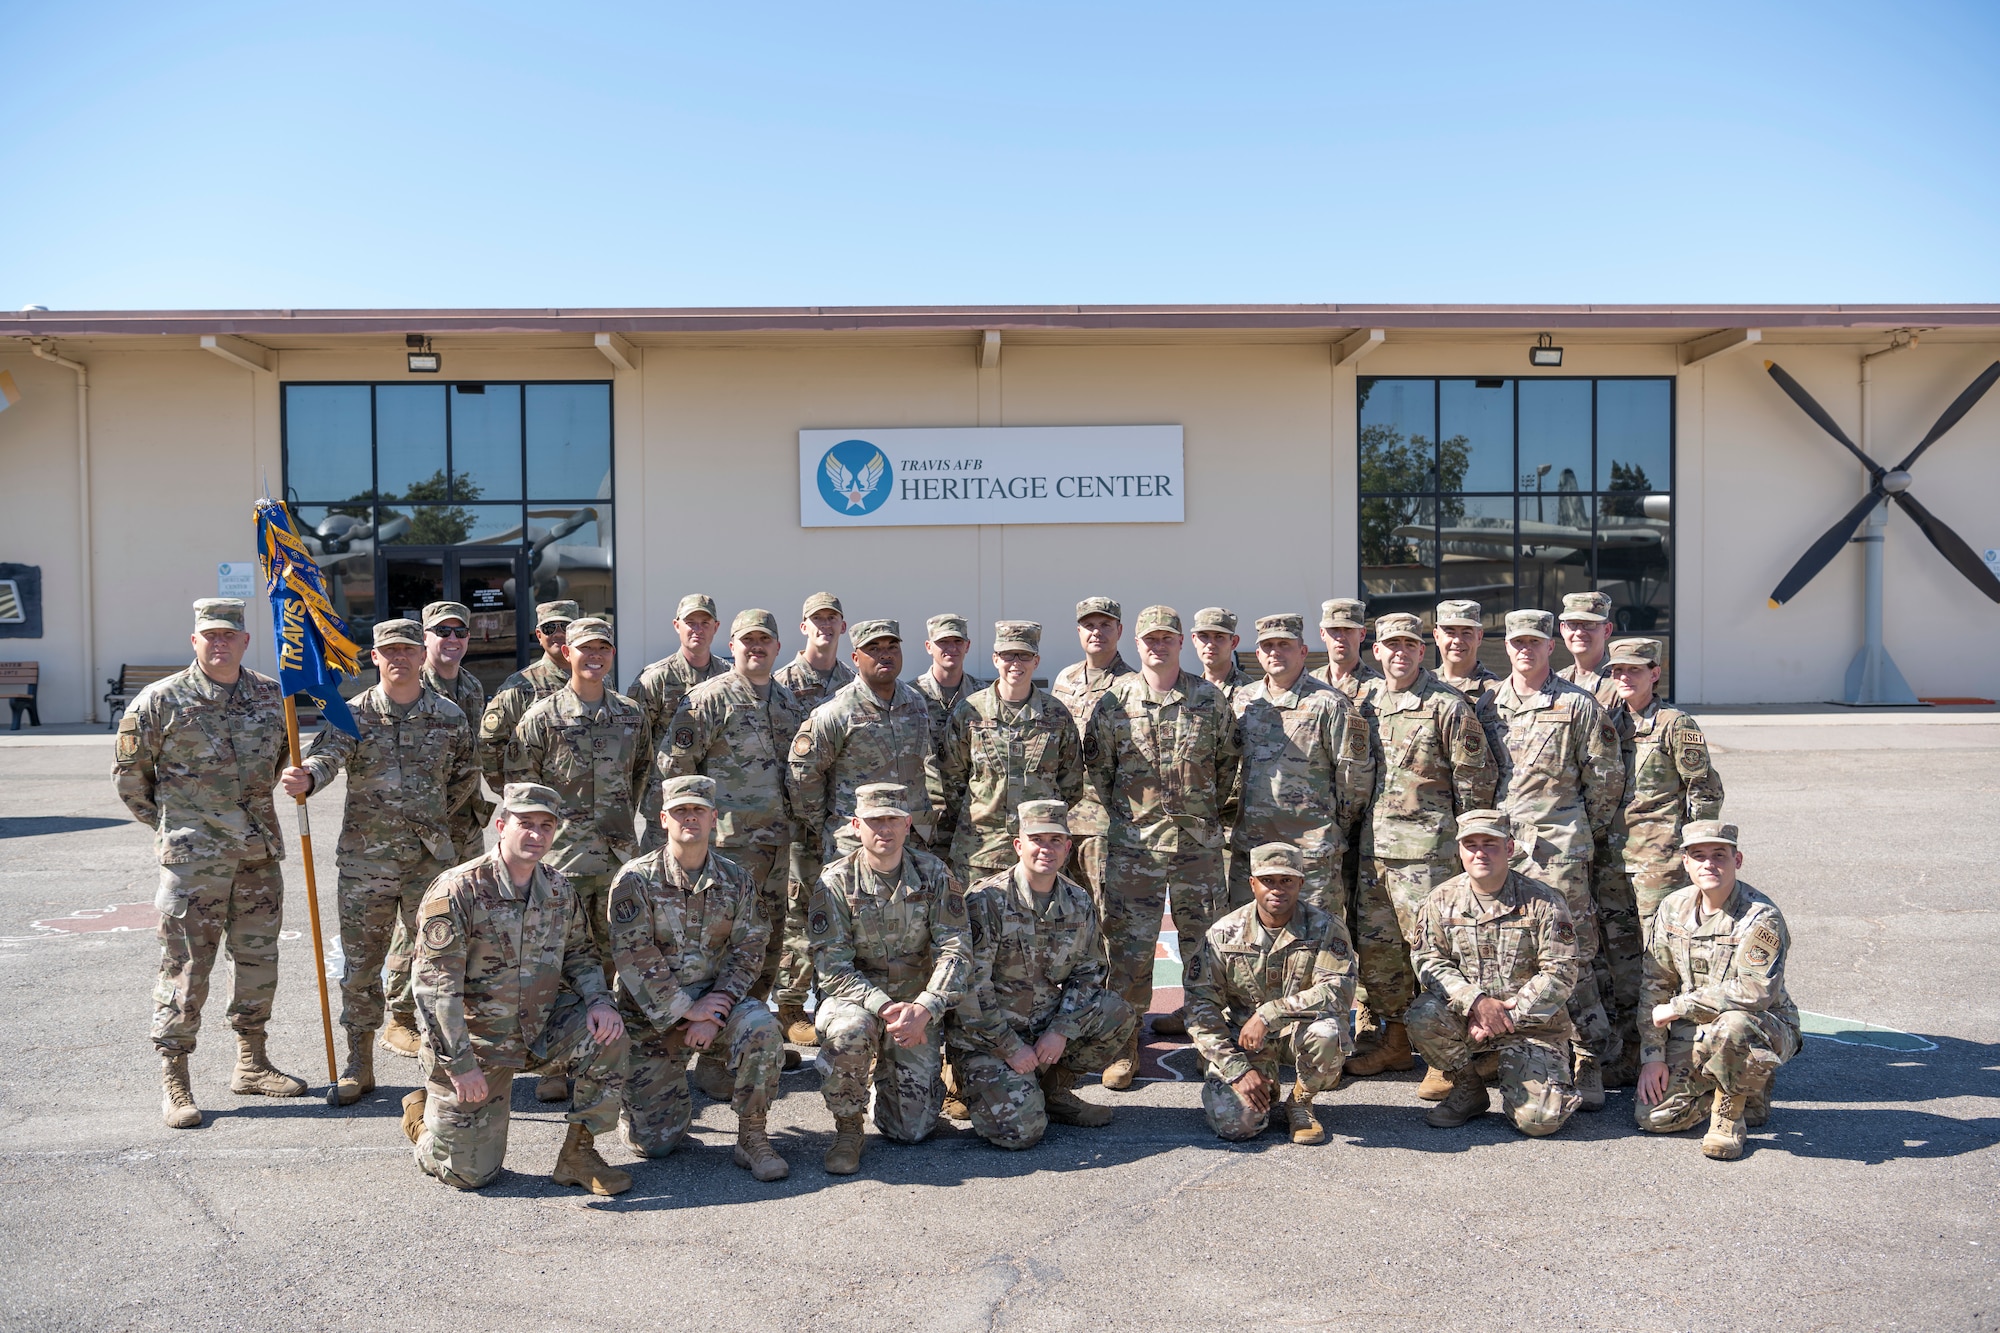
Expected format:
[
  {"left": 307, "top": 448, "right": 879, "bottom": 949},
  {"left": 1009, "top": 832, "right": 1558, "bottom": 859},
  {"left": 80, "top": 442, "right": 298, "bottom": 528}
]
[{"left": 421, "top": 914, "right": 457, "bottom": 952}]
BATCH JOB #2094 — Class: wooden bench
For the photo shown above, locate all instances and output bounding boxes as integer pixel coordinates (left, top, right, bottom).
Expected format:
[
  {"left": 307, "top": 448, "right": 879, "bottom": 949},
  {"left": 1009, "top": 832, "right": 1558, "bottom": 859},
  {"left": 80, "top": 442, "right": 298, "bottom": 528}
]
[
  {"left": 0, "top": 661, "right": 39, "bottom": 730},
  {"left": 105, "top": 664, "right": 182, "bottom": 729}
]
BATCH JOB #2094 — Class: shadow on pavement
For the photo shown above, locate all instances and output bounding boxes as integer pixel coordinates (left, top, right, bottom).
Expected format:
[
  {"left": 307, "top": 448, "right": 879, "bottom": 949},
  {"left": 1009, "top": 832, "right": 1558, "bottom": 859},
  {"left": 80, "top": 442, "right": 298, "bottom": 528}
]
[{"left": 0, "top": 815, "right": 128, "bottom": 839}]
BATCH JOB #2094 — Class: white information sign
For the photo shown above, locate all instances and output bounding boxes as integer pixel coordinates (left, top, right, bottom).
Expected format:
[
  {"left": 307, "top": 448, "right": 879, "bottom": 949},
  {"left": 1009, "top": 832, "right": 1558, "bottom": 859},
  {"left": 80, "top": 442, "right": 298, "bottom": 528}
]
[
  {"left": 799, "top": 425, "right": 1184, "bottom": 528},
  {"left": 217, "top": 561, "right": 258, "bottom": 598}
]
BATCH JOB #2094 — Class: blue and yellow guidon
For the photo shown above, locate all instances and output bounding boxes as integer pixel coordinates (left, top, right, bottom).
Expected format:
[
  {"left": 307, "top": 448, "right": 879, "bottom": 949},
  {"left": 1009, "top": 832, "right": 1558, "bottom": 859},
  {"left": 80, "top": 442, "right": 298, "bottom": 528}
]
[{"left": 817, "top": 439, "right": 892, "bottom": 516}]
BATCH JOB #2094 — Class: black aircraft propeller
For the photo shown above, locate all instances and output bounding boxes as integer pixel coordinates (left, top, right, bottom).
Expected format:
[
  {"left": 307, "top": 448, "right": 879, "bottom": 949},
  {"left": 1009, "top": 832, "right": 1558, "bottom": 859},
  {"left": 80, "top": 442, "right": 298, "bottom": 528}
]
[{"left": 1764, "top": 358, "right": 2000, "bottom": 607}]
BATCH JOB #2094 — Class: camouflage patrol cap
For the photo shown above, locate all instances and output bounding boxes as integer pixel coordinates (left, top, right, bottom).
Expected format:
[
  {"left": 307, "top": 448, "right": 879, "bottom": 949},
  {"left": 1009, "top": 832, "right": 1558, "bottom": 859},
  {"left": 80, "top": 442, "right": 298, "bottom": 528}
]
[
  {"left": 566, "top": 616, "right": 614, "bottom": 647},
  {"left": 854, "top": 782, "right": 912, "bottom": 819},
  {"left": 1192, "top": 607, "right": 1238, "bottom": 634},
  {"left": 675, "top": 593, "right": 718, "bottom": 622},
  {"left": 1075, "top": 596, "right": 1123, "bottom": 623},
  {"left": 535, "top": 600, "right": 581, "bottom": 628},
  {"left": 372, "top": 618, "right": 424, "bottom": 648},
  {"left": 1454, "top": 809, "right": 1513, "bottom": 841},
  {"left": 193, "top": 598, "right": 246, "bottom": 632},
  {"left": 926, "top": 613, "right": 970, "bottom": 642},
  {"left": 1559, "top": 591, "right": 1613, "bottom": 624},
  {"left": 497, "top": 782, "right": 562, "bottom": 818},
  {"left": 1434, "top": 599, "right": 1483, "bottom": 629},
  {"left": 993, "top": 620, "right": 1042, "bottom": 653},
  {"left": 1607, "top": 637, "right": 1663, "bottom": 668},
  {"left": 1504, "top": 609, "right": 1555, "bottom": 641},
  {"left": 1681, "top": 820, "right": 1739, "bottom": 850},
  {"left": 731, "top": 608, "right": 780, "bottom": 639},
  {"left": 1249, "top": 842, "right": 1306, "bottom": 879},
  {"left": 1253, "top": 613, "right": 1304, "bottom": 644},
  {"left": 849, "top": 618, "right": 900, "bottom": 649},
  {"left": 1135, "top": 605, "right": 1182, "bottom": 636},
  {"left": 1017, "top": 800, "right": 1071, "bottom": 836},
  {"left": 660, "top": 774, "right": 718, "bottom": 811},
  {"left": 1374, "top": 613, "right": 1424, "bottom": 642},
  {"left": 801, "top": 591, "right": 844, "bottom": 618},
  {"left": 1319, "top": 597, "right": 1367, "bottom": 629},
  {"left": 421, "top": 600, "right": 471, "bottom": 629}
]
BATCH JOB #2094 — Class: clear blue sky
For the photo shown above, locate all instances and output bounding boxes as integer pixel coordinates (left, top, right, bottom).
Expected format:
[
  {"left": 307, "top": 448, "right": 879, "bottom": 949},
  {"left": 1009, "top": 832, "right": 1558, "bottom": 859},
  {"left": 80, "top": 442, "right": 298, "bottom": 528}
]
[{"left": 4, "top": 2, "right": 1996, "bottom": 309}]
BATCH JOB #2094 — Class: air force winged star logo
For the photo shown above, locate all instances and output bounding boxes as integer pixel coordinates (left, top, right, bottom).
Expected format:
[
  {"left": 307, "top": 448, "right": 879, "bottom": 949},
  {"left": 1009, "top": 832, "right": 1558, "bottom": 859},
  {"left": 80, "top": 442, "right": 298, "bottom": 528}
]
[{"left": 826, "top": 449, "right": 886, "bottom": 510}]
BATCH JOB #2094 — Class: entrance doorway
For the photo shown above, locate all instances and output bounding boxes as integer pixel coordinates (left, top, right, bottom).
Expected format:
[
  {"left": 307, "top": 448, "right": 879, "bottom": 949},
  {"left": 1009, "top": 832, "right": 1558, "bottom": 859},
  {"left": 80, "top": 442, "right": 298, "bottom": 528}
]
[{"left": 378, "top": 547, "right": 529, "bottom": 696}]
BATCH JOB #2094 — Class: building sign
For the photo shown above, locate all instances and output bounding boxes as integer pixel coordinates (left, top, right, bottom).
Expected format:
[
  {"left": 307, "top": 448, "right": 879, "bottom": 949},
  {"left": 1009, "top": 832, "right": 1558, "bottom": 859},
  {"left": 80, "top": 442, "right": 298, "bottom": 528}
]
[
  {"left": 798, "top": 426, "right": 1184, "bottom": 528},
  {"left": 218, "top": 562, "right": 258, "bottom": 598}
]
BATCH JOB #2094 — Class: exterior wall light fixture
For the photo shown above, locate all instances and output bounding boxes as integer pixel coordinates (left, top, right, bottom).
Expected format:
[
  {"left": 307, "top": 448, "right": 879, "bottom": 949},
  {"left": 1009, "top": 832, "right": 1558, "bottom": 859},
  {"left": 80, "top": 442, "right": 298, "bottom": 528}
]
[
  {"left": 1529, "top": 333, "right": 1563, "bottom": 368},
  {"left": 406, "top": 334, "right": 440, "bottom": 374}
]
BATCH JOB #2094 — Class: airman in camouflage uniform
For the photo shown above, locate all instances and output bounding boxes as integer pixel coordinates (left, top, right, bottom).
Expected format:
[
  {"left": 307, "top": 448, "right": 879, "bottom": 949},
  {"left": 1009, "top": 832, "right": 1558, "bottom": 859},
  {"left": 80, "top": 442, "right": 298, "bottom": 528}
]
[
  {"left": 914, "top": 612, "right": 989, "bottom": 761},
  {"left": 1407, "top": 811, "right": 1582, "bottom": 1138},
  {"left": 809, "top": 783, "right": 973, "bottom": 1173},
  {"left": 609, "top": 775, "right": 788, "bottom": 1180},
  {"left": 934, "top": 620, "right": 1086, "bottom": 885},
  {"left": 403, "top": 783, "right": 631, "bottom": 1195},
  {"left": 951, "top": 801, "right": 1134, "bottom": 1150},
  {"left": 1636, "top": 822, "right": 1798, "bottom": 1161},
  {"left": 1190, "top": 606, "right": 1254, "bottom": 701},
  {"left": 1476, "top": 608, "right": 1623, "bottom": 1103},
  {"left": 114, "top": 599, "right": 304, "bottom": 1127},
  {"left": 1309, "top": 597, "right": 1383, "bottom": 1034},
  {"left": 1184, "top": 842, "right": 1355, "bottom": 1144},
  {"left": 1049, "top": 596, "right": 1134, "bottom": 899},
  {"left": 628, "top": 592, "right": 733, "bottom": 760},
  {"left": 287, "top": 619, "right": 478, "bottom": 1103},
  {"left": 1433, "top": 599, "right": 1503, "bottom": 709},
  {"left": 1347, "top": 612, "right": 1499, "bottom": 1084},
  {"left": 1084, "top": 605, "right": 1243, "bottom": 1088},
  {"left": 477, "top": 600, "right": 578, "bottom": 791},
  {"left": 1555, "top": 591, "right": 1623, "bottom": 709},
  {"left": 420, "top": 601, "right": 492, "bottom": 859}
]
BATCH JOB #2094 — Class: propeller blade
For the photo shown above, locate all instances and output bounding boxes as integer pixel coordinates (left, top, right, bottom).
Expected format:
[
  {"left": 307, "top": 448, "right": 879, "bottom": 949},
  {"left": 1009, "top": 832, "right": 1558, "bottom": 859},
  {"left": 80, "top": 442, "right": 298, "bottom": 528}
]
[
  {"left": 1768, "top": 487, "right": 1886, "bottom": 607},
  {"left": 1765, "top": 361, "right": 1883, "bottom": 477},
  {"left": 1890, "top": 491, "right": 2000, "bottom": 603},
  {"left": 1894, "top": 361, "right": 2000, "bottom": 472}
]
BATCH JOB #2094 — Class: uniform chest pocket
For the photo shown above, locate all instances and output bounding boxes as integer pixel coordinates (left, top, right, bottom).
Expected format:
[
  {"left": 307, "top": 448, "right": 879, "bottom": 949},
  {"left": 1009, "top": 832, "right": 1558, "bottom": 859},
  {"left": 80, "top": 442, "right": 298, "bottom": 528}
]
[
  {"left": 1493, "top": 925, "right": 1537, "bottom": 983},
  {"left": 550, "top": 726, "right": 595, "bottom": 779},
  {"left": 1517, "top": 721, "right": 1565, "bottom": 775},
  {"left": 1634, "top": 739, "right": 1674, "bottom": 791},
  {"left": 971, "top": 724, "right": 1008, "bottom": 766},
  {"left": 1022, "top": 731, "right": 1050, "bottom": 771},
  {"left": 702, "top": 901, "right": 736, "bottom": 957},
  {"left": 1281, "top": 713, "right": 1320, "bottom": 758}
]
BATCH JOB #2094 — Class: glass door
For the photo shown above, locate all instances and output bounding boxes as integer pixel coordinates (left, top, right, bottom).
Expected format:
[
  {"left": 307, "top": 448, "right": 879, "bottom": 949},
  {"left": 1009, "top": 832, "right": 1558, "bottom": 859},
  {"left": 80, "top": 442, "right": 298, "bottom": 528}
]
[{"left": 377, "top": 547, "right": 529, "bottom": 697}]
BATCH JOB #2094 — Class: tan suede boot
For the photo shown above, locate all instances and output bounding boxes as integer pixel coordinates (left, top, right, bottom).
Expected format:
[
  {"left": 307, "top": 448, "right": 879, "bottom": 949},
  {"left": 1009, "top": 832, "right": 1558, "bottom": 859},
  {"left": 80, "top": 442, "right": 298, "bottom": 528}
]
[
  {"left": 335, "top": 1029, "right": 375, "bottom": 1106},
  {"left": 552, "top": 1122, "right": 631, "bottom": 1195},
  {"left": 1425, "top": 1068, "right": 1491, "bottom": 1128},
  {"left": 535, "top": 1071, "right": 571, "bottom": 1103},
  {"left": 231, "top": 1032, "right": 307, "bottom": 1097},
  {"left": 401, "top": 1089, "right": 427, "bottom": 1145},
  {"left": 1041, "top": 1065, "right": 1112, "bottom": 1128},
  {"left": 161, "top": 1054, "right": 202, "bottom": 1129},
  {"left": 1344, "top": 1021, "right": 1414, "bottom": 1077},
  {"left": 823, "top": 1114, "right": 866, "bottom": 1175},
  {"left": 733, "top": 1113, "right": 790, "bottom": 1181},
  {"left": 1100, "top": 1035, "right": 1139, "bottom": 1091},
  {"left": 1285, "top": 1086, "right": 1326, "bottom": 1145},
  {"left": 1574, "top": 1057, "right": 1606, "bottom": 1112},
  {"left": 691, "top": 1053, "right": 734, "bottom": 1101},
  {"left": 1701, "top": 1091, "right": 1748, "bottom": 1160},
  {"left": 779, "top": 1005, "right": 818, "bottom": 1046},
  {"left": 379, "top": 1015, "right": 421, "bottom": 1058},
  {"left": 1149, "top": 1008, "right": 1189, "bottom": 1039},
  {"left": 1416, "top": 1064, "right": 1455, "bottom": 1101}
]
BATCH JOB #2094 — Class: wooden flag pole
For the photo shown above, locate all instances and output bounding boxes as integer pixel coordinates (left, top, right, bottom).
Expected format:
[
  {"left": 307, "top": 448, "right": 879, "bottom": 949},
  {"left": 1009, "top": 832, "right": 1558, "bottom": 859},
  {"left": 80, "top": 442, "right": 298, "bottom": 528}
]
[{"left": 284, "top": 695, "right": 341, "bottom": 1106}]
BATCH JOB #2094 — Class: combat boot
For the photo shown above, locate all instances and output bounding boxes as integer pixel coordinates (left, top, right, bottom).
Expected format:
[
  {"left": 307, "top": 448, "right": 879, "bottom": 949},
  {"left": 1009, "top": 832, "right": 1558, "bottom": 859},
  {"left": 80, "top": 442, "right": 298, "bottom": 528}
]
[
  {"left": 823, "top": 1114, "right": 866, "bottom": 1175},
  {"left": 1041, "top": 1066, "right": 1112, "bottom": 1128},
  {"left": 231, "top": 1031, "right": 307, "bottom": 1097},
  {"left": 335, "top": 1029, "right": 375, "bottom": 1106},
  {"left": 733, "top": 1112, "right": 790, "bottom": 1181},
  {"left": 535, "top": 1071, "right": 571, "bottom": 1103},
  {"left": 1701, "top": 1091, "right": 1747, "bottom": 1160},
  {"left": 1100, "top": 1034, "right": 1139, "bottom": 1091},
  {"left": 691, "top": 1053, "right": 733, "bottom": 1101},
  {"left": 1285, "top": 1086, "right": 1326, "bottom": 1145},
  {"left": 379, "top": 1014, "right": 421, "bottom": 1058},
  {"left": 1149, "top": 1008, "right": 1188, "bottom": 1039},
  {"left": 1574, "top": 1058, "right": 1606, "bottom": 1112},
  {"left": 1344, "top": 1021, "right": 1415, "bottom": 1077},
  {"left": 161, "top": 1054, "right": 202, "bottom": 1129},
  {"left": 1416, "top": 1064, "right": 1455, "bottom": 1101},
  {"left": 779, "top": 1005, "right": 818, "bottom": 1046},
  {"left": 400, "top": 1089, "right": 427, "bottom": 1145},
  {"left": 1425, "top": 1068, "right": 1491, "bottom": 1128},
  {"left": 552, "top": 1122, "right": 631, "bottom": 1195},
  {"left": 940, "top": 1056, "right": 970, "bottom": 1121}
]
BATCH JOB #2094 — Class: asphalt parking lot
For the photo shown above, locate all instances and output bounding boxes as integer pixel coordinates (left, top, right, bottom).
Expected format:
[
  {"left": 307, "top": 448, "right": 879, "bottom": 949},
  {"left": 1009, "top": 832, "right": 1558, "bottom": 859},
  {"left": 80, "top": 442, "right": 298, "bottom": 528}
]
[{"left": 1, "top": 709, "right": 1995, "bottom": 1332}]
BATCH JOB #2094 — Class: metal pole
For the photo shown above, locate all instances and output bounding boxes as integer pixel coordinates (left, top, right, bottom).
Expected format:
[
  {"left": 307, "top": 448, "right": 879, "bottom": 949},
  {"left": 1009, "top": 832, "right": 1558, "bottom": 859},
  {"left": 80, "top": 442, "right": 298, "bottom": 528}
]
[{"left": 1843, "top": 337, "right": 1919, "bottom": 705}]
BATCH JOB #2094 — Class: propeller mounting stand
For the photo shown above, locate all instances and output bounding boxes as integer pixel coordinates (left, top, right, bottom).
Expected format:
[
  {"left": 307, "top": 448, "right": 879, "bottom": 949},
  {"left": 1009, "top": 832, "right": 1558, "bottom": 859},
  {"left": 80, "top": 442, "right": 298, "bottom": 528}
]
[{"left": 1843, "top": 497, "right": 1919, "bottom": 706}]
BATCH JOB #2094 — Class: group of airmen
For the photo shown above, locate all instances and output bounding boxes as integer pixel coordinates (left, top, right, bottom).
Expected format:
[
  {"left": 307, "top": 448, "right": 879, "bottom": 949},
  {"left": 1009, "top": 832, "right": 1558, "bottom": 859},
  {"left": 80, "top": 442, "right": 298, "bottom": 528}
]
[{"left": 113, "top": 584, "right": 1800, "bottom": 1195}]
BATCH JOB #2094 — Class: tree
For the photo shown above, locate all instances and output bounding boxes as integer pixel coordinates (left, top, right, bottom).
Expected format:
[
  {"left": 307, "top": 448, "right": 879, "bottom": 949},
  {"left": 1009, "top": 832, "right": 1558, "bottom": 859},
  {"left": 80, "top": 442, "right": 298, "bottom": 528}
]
[{"left": 380, "top": 470, "right": 483, "bottom": 546}]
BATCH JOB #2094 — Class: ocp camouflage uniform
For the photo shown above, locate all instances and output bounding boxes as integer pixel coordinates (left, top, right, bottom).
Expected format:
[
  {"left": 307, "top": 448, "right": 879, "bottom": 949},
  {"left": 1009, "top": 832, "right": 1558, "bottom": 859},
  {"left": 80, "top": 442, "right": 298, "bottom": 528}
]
[
  {"left": 1084, "top": 670, "right": 1243, "bottom": 1021},
  {"left": 934, "top": 685, "right": 1086, "bottom": 882},
  {"left": 1635, "top": 881, "right": 1799, "bottom": 1134},
  {"left": 1357, "top": 669, "right": 1498, "bottom": 1023},
  {"left": 652, "top": 670, "right": 807, "bottom": 994},
  {"left": 774, "top": 653, "right": 856, "bottom": 712},
  {"left": 504, "top": 686, "right": 650, "bottom": 967},
  {"left": 607, "top": 847, "right": 781, "bottom": 1155},
  {"left": 787, "top": 675, "right": 939, "bottom": 866},
  {"left": 629, "top": 648, "right": 732, "bottom": 761},
  {"left": 114, "top": 664, "right": 288, "bottom": 1055},
  {"left": 1206, "top": 662, "right": 1256, "bottom": 704},
  {"left": 809, "top": 847, "right": 972, "bottom": 1142},
  {"left": 1439, "top": 661, "right": 1503, "bottom": 711},
  {"left": 951, "top": 865, "right": 1134, "bottom": 1149},
  {"left": 1312, "top": 660, "right": 1383, "bottom": 702},
  {"left": 301, "top": 685, "right": 478, "bottom": 1036},
  {"left": 1223, "top": 673, "right": 1373, "bottom": 912},
  {"left": 771, "top": 652, "right": 857, "bottom": 1005},
  {"left": 1050, "top": 655, "right": 1133, "bottom": 897},
  {"left": 1478, "top": 676, "right": 1624, "bottom": 1065},
  {"left": 422, "top": 662, "right": 491, "bottom": 855},
  {"left": 410, "top": 850, "right": 628, "bottom": 1189},
  {"left": 1557, "top": 661, "right": 1622, "bottom": 710},
  {"left": 1309, "top": 662, "right": 1382, "bottom": 970},
  {"left": 478, "top": 655, "right": 569, "bottom": 790},
  {"left": 914, "top": 668, "right": 988, "bottom": 763},
  {"left": 1407, "top": 870, "right": 1582, "bottom": 1136},
  {"left": 1184, "top": 900, "right": 1355, "bottom": 1140}
]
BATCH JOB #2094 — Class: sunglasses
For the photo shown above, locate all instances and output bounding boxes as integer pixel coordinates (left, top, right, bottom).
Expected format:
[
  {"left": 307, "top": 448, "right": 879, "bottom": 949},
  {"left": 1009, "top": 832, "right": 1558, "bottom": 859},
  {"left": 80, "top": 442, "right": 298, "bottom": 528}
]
[{"left": 429, "top": 626, "right": 471, "bottom": 639}]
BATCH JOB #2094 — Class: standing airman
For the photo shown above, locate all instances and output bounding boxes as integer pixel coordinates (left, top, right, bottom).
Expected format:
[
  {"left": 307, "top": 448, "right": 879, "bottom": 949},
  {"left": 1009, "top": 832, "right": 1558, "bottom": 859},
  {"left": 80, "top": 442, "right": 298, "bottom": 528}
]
[
  {"left": 1555, "top": 591, "right": 1623, "bottom": 709},
  {"left": 629, "top": 592, "right": 732, "bottom": 760},
  {"left": 1049, "top": 596, "right": 1134, "bottom": 901},
  {"left": 476, "top": 599, "right": 578, "bottom": 792}
]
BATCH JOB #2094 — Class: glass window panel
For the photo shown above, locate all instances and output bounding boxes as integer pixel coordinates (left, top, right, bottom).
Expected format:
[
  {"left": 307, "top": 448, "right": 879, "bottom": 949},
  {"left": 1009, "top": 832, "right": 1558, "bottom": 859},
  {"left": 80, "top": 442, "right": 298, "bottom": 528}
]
[
  {"left": 1598, "top": 379, "right": 1672, "bottom": 493},
  {"left": 381, "top": 502, "right": 525, "bottom": 547},
  {"left": 1439, "top": 379, "right": 1515, "bottom": 492},
  {"left": 1518, "top": 379, "right": 1592, "bottom": 499},
  {"left": 527, "top": 505, "right": 614, "bottom": 617},
  {"left": 1439, "top": 495, "right": 1516, "bottom": 603},
  {"left": 1359, "top": 379, "right": 1437, "bottom": 493},
  {"left": 1597, "top": 505, "right": 1671, "bottom": 635},
  {"left": 376, "top": 385, "right": 448, "bottom": 503},
  {"left": 454, "top": 554, "right": 526, "bottom": 697},
  {"left": 1519, "top": 495, "right": 1595, "bottom": 612},
  {"left": 382, "top": 553, "right": 447, "bottom": 625},
  {"left": 526, "top": 384, "right": 612, "bottom": 500},
  {"left": 1361, "top": 496, "right": 1435, "bottom": 610},
  {"left": 289, "top": 505, "right": 379, "bottom": 638},
  {"left": 283, "top": 386, "right": 372, "bottom": 502},
  {"left": 449, "top": 383, "right": 523, "bottom": 502}
]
